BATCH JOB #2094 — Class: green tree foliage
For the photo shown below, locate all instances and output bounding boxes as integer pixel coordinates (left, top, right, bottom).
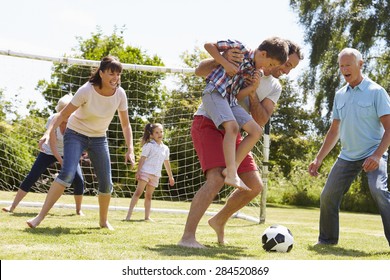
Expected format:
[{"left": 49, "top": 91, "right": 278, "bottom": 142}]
[
  {"left": 0, "top": 112, "right": 45, "bottom": 189},
  {"left": 0, "top": 89, "right": 6, "bottom": 121},
  {"left": 0, "top": 123, "right": 35, "bottom": 189},
  {"left": 0, "top": 88, "right": 45, "bottom": 189},
  {"left": 39, "top": 27, "right": 165, "bottom": 116},
  {"left": 290, "top": 0, "right": 390, "bottom": 131},
  {"left": 269, "top": 78, "right": 313, "bottom": 177}
]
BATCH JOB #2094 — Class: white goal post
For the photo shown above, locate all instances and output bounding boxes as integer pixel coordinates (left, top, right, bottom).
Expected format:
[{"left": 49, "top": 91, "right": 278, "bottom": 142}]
[{"left": 0, "top": 50, "right": 269, "bottom": 223}]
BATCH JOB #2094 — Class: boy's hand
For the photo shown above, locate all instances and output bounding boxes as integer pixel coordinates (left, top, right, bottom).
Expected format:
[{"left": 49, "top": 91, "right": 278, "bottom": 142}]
[
  {"left": 251, "top": 69, "right": 263, "bottom": 86},
  {"left": 169, "top": 177, "right": 175, "bottom": 186},
  {"left": 245, "top": 69, "right": 263, "bottom": 90}
]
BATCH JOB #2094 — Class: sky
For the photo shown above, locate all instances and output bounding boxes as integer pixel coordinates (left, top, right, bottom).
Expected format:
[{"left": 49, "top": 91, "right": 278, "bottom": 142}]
[{"left": 0, "top": 0, "right": 308, "bottom": 114}]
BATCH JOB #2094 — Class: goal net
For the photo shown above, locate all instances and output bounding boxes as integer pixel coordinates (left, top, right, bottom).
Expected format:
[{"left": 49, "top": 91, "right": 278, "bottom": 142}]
[{"left": 0, "top": 50, "right": 269, "bottom": 222}]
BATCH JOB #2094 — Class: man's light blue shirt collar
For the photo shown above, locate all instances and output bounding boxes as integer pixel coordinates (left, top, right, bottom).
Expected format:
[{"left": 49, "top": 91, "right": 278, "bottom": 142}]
[{"left": 344, "top": 76, "right": 369, "bottom": 93}]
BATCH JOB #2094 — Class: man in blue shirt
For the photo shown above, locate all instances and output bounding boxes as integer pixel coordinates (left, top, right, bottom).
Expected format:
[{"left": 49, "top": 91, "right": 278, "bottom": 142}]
[{"left": 309, "top": 48, "right": 390, "bottom": 246}]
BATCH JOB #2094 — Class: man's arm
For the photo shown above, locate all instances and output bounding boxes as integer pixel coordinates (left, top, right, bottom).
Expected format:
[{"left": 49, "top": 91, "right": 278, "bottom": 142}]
[
  {"left": 248, "top": 93, "right": 276, "bottom": 127},
  {"left": 195, "top": 59, "right": 220, "bottom": 77},
  {"left": 308, "top": 120, "right": 340, "bottom": 177},
  {"left": 363, "top": 114, "right": 390, "bottom": 172}
]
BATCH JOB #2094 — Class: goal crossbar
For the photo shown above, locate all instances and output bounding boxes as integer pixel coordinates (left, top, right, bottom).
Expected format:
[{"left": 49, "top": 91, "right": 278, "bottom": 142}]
[{"left": 0, "top": 49, "right": 194, "bottom": 73}]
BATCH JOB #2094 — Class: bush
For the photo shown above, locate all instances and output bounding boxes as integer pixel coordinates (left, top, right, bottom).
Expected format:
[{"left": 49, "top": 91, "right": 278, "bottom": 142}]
[
  {"left": 0, "top": 121, "right": 36, "bottom": 190},
  {"left": 267, "top": 160, "right": 324, "bottom": 207}
]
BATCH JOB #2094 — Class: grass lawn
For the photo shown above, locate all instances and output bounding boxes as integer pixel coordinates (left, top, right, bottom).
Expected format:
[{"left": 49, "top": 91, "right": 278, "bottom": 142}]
[{"left": 0, "top": 190, "right": 389, "bottom": 260}]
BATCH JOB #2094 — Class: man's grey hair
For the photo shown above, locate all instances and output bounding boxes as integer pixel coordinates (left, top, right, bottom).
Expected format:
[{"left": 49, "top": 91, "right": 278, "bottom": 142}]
[{"left": 338, "top": 48, "right": 363, "bottom": 63}]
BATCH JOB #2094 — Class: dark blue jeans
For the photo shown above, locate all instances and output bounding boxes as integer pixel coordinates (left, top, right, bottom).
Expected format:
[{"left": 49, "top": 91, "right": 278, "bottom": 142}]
[
  {"left": 20, "top": 152, "right": 84, "bottom": 195},
  {"left": 55, "top": 129, "right": 113, "bottom": 194},
  {"left": 319, "top": 155, "right": 390, "bottom": 245}
]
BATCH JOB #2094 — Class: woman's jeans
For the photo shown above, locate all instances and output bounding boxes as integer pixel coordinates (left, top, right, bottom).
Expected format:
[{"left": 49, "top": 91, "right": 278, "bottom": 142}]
[
  {"left": 319, "top": 155, "right": 390, "bottom": 245},
  {"left": 20, "top": 152, "right": 84, "bottom": 195},
  {"left": 55, "top": 129, "right": 113, "bottom": 194}
]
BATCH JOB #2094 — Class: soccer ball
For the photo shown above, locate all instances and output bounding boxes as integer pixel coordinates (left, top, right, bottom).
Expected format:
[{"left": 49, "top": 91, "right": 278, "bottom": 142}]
[{"left": 261, "top": 225, "right": 294, "bottom": 252}]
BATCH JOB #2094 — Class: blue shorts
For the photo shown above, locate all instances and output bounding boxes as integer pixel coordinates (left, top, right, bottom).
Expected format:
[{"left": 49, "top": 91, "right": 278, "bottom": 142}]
[{"left": 202, "top": 83, "right": 252, "bottom": 129}]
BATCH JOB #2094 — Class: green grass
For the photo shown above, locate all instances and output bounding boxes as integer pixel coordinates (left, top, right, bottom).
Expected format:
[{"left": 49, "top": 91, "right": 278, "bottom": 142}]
[{"left": 0, "top": 190, "right": 389, "bottom": 260}]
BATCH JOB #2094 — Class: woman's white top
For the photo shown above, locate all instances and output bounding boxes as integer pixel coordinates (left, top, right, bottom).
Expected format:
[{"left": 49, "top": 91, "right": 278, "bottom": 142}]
[
  {"left": 67, "top": 82, "right": 128, "bottom": 137},
  {"left": 41, "top": 114, "right": 64, "bottom": 156}
]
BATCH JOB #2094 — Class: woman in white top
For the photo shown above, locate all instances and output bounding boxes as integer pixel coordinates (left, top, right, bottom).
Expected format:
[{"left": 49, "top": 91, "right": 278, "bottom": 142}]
[
  {"left": 2, "top": 94, "right": 85, "bottom": 215},
  {"left": 125, "top": 123, "right": 174, "bottom": 221},
  {"left": 27, "top": 56, "right": 135, "bottom": 230}
]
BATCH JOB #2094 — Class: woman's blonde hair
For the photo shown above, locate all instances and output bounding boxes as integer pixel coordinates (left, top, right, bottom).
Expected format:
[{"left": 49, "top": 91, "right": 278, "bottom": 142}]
[{"left": 55, "top": 93, "right": 73, "bottom": 112}]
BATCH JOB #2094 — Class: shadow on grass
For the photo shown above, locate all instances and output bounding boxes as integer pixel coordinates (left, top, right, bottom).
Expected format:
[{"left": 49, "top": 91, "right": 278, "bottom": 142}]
[
  {"left": 121, "top": 219, "right": 147, "bottom": 223},
  {"left": 6, "top": 212, "right": 37, "bottom": 217},
  {"left": 9, "top": 212, "right": 81, "bottom": 218},
  {"left": 24, "top": 226, "right": 106, "bottom": 236},
  {"left": 308, "top": 244, "right": 390, "bottom": 258},
  {"left": 145, "top": 244, "right": 256, "bottom": 260}
]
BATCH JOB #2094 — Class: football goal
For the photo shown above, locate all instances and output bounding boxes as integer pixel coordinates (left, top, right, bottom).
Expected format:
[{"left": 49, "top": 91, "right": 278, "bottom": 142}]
[{"left": 0, "top": 50, "right": 270, "bottom": 223}]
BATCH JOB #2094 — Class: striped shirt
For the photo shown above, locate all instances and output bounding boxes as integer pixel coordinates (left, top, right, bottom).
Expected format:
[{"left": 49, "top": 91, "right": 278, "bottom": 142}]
[{"left": 205, "top": 39, "right": 255, "bottom": 106}]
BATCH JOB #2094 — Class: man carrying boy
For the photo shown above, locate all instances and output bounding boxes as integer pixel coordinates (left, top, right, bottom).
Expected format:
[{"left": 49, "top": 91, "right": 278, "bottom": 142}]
[
  {"left": 178, "top": 40, "right": 303, "bottom": 248},
  {"left": 201, "top": 38, "right": 288, "bottom": 191}
]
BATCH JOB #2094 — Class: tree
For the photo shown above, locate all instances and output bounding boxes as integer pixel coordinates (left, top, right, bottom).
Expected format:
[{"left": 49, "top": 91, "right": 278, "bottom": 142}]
[
  {"left": 0, "top": 89, "right": 6, "bottom": 121},
  {"left": 290, "top": 0, "right": 390, "bottom": 133},
  {"left": 269, "top": 78, "right": 313, "bottom": 177},
  {"left": 0, "top": 89, "right": 44, "bottom": 188}
]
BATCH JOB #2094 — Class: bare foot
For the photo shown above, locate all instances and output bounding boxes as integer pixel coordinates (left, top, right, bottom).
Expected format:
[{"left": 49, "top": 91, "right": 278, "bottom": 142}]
[
  {"left": 124, "top": 212, "right": 132, "bottom": 221},
  {"left": 145, "top": 218, "right": 154, "bottom": 222},
  {"left": 26, "top": 217, "right": 41, "bottom": 228},
  {"left": 26, "top": 221, "right": 35, "bottom": 228},
  {"left": 222, "top": 168, "right": 228, "bottom": 177},
  {"left": 123, "top": 217, "right": 131, "bottom": 221},
  {"left": 208, "top": 217, "right": 226, "bottom": 245},
  {"left": 177, "top": 238, "right": 206, "bottom": 249},
  {"left": 222, "top": 168, "right": 251, "bottom": 191},
  {"left": 224, "top": 175, "right": 251, "bottom": 191},
  {"left": 100, "top": 222, "right": 114, "bottom": 231},
  {"left": 2, "top": 207, "right": 13, "bottom": 213},
  {"left": 76, "top": 210, "right": 85, "bottom": 216}
]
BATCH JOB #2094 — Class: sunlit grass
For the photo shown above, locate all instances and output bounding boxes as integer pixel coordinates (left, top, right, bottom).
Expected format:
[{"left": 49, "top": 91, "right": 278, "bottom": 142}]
[{"left": 0, "top": 191, "right": 389, "bottom": 260}]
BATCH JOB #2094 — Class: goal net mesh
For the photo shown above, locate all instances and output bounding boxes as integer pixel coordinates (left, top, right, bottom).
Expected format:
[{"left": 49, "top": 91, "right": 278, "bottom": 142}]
[{"left": 0, "top": 51, "right": 267, "bottom": 221}]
